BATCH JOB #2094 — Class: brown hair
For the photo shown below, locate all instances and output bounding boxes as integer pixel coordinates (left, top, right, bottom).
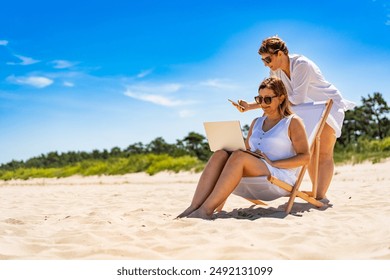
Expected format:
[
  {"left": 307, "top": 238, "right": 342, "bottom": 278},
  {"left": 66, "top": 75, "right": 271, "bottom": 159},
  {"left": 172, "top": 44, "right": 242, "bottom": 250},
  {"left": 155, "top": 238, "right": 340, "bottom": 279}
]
[
  {"left": 258, "top": 36, "right": 289, "bottom": 55},
  {"left": 258, "top": 76, "right": 293, "bottom": 117}
]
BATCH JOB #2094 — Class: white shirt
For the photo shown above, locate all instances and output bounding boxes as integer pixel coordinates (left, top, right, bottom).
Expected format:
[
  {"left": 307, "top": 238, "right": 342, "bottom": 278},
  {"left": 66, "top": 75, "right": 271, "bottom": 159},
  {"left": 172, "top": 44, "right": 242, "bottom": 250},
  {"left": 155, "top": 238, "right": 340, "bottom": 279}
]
[
  {"left": 271, "top": 54, "right": 355, "bottom": 137},
  {"left": 271, "top": 54, "right": 355, "bottom": 111}
]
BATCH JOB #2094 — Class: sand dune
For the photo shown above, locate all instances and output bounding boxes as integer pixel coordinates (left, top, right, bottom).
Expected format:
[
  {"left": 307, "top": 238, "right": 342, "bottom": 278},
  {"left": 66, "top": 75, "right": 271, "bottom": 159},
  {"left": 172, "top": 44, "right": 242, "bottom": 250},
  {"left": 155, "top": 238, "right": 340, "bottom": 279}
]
[{"left": 1, "top": 159, "right": 390, "bottom": 260}]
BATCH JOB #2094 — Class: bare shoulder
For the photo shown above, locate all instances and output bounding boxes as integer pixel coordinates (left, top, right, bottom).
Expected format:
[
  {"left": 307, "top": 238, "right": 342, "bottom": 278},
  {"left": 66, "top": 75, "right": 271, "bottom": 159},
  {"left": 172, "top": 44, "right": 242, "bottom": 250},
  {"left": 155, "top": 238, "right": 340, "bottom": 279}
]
[
  {"left": 249, "top": 117, "right": 259, "bottom": 127},
  {"left": 247, "top": 117, "right": 260, "bottom": 138},
  {"left": 289, "top": 116, "right": 306, "bottom": 136},
  {"left": 290, "top": 115, "right": 304, "bottom": 128}
]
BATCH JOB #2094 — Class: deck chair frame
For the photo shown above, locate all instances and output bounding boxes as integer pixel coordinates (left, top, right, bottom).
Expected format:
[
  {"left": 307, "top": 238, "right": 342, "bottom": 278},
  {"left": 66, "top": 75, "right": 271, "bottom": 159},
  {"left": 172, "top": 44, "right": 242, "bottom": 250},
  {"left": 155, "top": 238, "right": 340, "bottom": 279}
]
[{"left": 218, "top": 99, "right": 333, "bottom": 214}]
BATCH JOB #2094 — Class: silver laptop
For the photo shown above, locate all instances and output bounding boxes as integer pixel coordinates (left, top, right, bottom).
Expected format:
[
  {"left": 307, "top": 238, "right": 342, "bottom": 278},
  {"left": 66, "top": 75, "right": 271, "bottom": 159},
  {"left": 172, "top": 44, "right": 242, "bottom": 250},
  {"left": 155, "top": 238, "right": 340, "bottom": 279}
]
[{"left": 203, "top": 121, "right": 246, "bottom": 152}]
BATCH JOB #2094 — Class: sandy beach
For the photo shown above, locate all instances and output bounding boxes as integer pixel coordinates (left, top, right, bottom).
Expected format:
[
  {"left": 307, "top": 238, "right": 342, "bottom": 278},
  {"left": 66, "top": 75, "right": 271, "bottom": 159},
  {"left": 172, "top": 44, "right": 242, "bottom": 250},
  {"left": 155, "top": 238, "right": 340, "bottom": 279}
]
[{"left": 1, "top": 159, "right": 390, "bottom": 260}]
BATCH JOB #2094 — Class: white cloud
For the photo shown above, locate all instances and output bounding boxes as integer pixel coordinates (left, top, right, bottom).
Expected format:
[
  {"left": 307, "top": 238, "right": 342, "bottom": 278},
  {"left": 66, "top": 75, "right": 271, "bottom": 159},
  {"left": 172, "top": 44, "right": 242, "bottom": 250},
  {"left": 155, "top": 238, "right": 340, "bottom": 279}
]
[
  {"left": 136, "top": 69, "right": 154, "bottom": 78},
  {"left": 123, "top": 78, "right": 243, "bottom": 108},
  {"left": 63, "top": 81, "right": 75, "bottom": 87},
  {"left": 0, "top": 40, "right": 8, "bottom": 46},
  {"left": 125, "top": 90, "right": 184, "bottom": 107},
  {"left": 124, "top": 83, "right": 189, "bottom": 107},
  {"left": 51, "top": 60, "right": 75, "bottom": 69},
  {"left": 7, "top": 54, "right": 40, "bottom": 66},
  {"left": 157, "top": 83, "right": 182, "bottom": 93},
  {"left": 128, "top": 83, "right": 183, "bottom": 94},
  {"left": 200, "top": 79, "right": 238, "bottom": 90},
  {"left": 7, "top": 75, "right": 53, "bottom": 88},
  {"left": 127, "top": 82, "right": 181, "bottom": 94}
]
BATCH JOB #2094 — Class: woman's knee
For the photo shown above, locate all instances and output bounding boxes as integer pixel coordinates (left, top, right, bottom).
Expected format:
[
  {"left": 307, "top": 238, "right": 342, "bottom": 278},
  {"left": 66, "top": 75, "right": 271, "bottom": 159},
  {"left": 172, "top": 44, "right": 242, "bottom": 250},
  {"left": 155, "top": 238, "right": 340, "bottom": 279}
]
[
  {"left": 317, "top": 143, "right": 334, "bottom": 162},
  {"left": 318, "top": 152, "right": 334, "bottom": 164},
  {"left": 231, "top": 150, "right": 245, "bottom": 157},
  {"left": 212, "top": 149, "right": 230, "bottom": 161},
  {"left": 319, "top": 125, "right": 336, "bottom": 153},
  {"left": 228, "top": 150, "right": 247, "bottom": 164},
  {"left": 317, "top": 145, "right": 335, "bottom": 163}
]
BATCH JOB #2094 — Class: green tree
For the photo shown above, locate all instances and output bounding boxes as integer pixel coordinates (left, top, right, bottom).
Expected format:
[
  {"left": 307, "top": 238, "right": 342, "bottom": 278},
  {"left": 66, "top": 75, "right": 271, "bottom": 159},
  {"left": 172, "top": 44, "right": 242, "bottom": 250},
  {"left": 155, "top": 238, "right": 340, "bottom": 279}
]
[
  {"left": 181, "top": 132, "right": 211, "bottom": 161},
  {"left": 124, "top": 142, "right": 145, "bottom": 155},
  {"left": 338, "top": 92, "right": 389, "bottom": 146},
  {"left": 146, "top": 137, "right": 175, "bottom": 154},
  {"left": 337, "top": 92, "right": 390, "bottom": 146},
  {"left": 242, "top": 124, "right": 250, "bottom": 139},
  {"left": 110, "top": 146, "right": 122, "bottom": 157},
  {"left": 338, "top": 106, "right": 365, "bottom": 146},
  {"left": 173, "top": 139, "right": 188, "bottom": 157},
  {"left": 0, "top": 160, "right": 24, "bottom": 171},
  {"left": 361, "top": 92, "right": 389, "bottom": 139},
  {"left": 91, "top": 149, "right": 102, "bottom": 160},
  {"left": 101, "top": 149, "right": 110, "bottom": 159}
]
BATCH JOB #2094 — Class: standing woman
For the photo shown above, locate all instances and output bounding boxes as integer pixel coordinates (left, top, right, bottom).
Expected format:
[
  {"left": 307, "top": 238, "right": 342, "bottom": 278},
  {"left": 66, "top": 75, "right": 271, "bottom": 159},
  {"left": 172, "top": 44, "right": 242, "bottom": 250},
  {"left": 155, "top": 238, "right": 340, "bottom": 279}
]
[{"left": 235, "top": 36, "right": 355, "bottom": 200}]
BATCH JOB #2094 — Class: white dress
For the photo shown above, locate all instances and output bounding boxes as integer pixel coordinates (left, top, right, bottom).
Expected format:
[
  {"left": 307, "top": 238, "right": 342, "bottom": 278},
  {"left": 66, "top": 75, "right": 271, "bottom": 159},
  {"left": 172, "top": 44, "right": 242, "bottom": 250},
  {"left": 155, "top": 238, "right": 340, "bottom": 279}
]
[
  {"left": 271, "top": 54, "right": 355, "bottom": 137},
  {"left": 248, "top": 115, "right": 298, "bottom": 185},
  {"left": 233, "top": 115, "right": 297, "bottom": 201}
]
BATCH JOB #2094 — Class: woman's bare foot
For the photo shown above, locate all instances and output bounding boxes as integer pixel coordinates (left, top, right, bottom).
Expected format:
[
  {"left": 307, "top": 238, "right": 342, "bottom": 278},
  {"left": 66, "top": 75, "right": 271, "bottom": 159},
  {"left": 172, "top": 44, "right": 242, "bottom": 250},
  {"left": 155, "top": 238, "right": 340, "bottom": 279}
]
[
  {"left": 176, "top": 206, "right": 197, "bottom": 219},
  {"left": 187, "top": 208, "right": 214, "bottom": 220}
]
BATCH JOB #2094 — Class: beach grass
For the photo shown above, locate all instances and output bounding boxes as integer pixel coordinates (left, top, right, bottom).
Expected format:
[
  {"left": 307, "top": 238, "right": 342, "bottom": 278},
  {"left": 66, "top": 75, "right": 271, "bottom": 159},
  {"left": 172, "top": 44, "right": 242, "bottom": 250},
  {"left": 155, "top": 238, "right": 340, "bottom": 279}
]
[
  {"left": 334, "top": 137, "right": 390, "bottom": 164},
  {"left": 0, "top": 154, "right": 204, "bottom": 180},
  {"left": 1, "top": 137, "right": 389, "bottom": 180}
]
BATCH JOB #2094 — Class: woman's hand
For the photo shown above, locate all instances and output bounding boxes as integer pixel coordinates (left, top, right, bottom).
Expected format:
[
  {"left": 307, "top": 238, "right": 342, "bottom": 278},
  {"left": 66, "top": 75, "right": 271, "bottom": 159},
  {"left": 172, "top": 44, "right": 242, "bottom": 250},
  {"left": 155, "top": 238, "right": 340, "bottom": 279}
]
[
  {"left": 254, "top": 149, "right": 273, "bottom": 165},
  {"left": 236, "top": 100, "right": 249, "bottom": 112}
]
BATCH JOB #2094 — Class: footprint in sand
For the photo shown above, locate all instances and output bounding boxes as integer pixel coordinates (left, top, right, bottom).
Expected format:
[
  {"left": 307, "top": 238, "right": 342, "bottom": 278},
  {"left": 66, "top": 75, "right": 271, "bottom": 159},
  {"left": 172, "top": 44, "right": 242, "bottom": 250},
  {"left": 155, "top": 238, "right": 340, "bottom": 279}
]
[{"left": 4, "top": 218, "right": 25, "bottom": 225}]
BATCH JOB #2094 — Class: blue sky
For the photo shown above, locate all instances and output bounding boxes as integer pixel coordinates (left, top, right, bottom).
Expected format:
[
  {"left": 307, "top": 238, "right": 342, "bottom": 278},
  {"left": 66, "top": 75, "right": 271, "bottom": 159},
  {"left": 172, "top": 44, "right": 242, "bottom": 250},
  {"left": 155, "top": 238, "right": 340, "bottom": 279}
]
[{"left": 1, "top": 0, "right": 389, "bottom": 164}]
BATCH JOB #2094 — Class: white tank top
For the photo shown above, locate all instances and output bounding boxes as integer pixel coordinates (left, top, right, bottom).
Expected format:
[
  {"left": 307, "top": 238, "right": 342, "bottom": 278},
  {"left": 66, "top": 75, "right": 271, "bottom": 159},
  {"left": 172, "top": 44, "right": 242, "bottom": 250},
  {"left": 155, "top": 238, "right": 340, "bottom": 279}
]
[{"left": 249, "top": 115, "right": 296, "bottom": 162}]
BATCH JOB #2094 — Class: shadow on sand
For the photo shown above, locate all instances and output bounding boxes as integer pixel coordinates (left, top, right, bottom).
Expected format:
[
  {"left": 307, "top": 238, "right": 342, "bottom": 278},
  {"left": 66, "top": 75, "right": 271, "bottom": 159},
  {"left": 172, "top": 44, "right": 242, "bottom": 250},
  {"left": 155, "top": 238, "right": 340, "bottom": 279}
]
[{"left": 216, "top": 200, "right": 332, "bottom": 220}]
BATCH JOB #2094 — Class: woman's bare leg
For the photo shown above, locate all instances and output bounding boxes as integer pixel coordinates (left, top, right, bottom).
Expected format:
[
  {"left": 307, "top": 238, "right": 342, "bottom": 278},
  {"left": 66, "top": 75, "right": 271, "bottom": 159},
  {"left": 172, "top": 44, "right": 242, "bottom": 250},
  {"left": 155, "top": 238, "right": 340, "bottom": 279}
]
[
  {"left": 308, "top": 123, "right": 336, "bottom": 199},
  {"left": 177, "top": 150, "right": 230, "bottom": 218},
  {"left": 188, "top": 151, "right": 270, "bottom": 219}
]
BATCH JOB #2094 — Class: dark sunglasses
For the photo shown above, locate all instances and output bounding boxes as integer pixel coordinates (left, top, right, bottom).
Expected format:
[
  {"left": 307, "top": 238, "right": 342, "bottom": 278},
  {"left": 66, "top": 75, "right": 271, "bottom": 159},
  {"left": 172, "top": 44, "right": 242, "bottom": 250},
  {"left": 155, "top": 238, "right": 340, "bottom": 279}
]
[
  {"left": 261, "top": 56, "right": 272, "bottom": 64},
  {"left": 254, "top": 95, "right": 277, "bottom": 105},
  {"left": 261, "top": 49, "right": 280, "bottom": 64}
]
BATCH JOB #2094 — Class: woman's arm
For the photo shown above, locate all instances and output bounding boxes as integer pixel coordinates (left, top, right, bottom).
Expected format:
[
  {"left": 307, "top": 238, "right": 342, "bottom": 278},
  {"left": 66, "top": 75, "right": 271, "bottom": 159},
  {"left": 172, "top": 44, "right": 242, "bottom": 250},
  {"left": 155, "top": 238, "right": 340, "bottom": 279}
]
[{"left": 244, "top": 118, "right": 258, "bottom": 150}]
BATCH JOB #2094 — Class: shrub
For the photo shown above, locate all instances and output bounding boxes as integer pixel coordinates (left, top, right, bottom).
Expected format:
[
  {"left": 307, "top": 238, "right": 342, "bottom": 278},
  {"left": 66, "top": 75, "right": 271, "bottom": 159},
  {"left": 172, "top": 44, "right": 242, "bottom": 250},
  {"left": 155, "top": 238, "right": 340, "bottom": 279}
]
[{"left": 0, "top": 153, "right": 205, "bottom": 180}]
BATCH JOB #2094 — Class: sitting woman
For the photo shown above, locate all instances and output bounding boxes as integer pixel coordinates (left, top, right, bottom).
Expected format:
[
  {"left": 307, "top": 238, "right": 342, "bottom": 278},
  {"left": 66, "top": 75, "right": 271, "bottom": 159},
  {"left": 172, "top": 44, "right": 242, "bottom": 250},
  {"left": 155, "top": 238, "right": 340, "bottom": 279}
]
[{"left": 178, "top": 77, "right": 310, "bottom": 219}]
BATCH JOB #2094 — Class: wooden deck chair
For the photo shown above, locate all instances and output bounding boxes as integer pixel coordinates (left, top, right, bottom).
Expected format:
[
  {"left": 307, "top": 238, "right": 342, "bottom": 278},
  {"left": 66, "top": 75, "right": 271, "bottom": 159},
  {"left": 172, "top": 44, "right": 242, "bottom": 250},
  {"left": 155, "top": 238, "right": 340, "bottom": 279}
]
[{"left": 221, "top": 99, "right": 333, "bottom": 214}]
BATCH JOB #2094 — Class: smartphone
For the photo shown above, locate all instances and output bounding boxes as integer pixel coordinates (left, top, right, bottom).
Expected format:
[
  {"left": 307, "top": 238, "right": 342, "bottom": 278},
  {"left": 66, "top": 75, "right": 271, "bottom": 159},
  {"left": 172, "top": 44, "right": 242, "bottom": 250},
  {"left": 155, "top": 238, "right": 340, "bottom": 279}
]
[{"left": 228, "top": 99, "right": 245, "bottom": 109}]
